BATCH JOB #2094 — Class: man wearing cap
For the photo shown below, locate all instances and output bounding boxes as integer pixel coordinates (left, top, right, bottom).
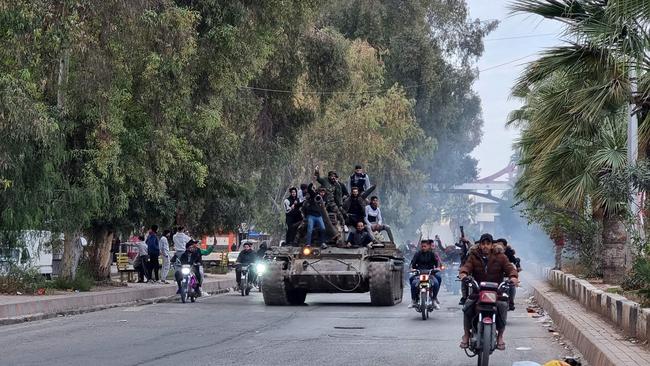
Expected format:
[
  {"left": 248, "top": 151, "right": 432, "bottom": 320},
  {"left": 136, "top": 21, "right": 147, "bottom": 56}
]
[
  {"left": 349, "top": 165, "right": 371, "bottom": 194},
  {"left": 174, "top": 239, "right": 202, "bottom": 294},
  {"left": 458, "top": 233, "right": 519, "bottom": 351}
]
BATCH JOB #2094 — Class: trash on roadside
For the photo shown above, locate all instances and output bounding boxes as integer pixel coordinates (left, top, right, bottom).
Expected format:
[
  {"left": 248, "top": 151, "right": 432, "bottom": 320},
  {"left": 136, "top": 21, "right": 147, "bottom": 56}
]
[
  {"left": 119, "top": 319, "right": 128, "bottom": 323},
  {"left": 36, "top": 288, "right": 46, "bottom": 295},
  {"left": 515, "top": 347, "right": 532, "bottom": 351},
  {"left": 16, "top": 291, "right": 22, "bottom": 295}
]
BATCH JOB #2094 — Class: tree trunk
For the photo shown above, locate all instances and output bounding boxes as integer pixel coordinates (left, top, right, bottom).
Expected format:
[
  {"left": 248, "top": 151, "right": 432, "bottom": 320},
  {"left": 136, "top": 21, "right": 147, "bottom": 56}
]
[
  {"left": 89, "top": 225, "right": 114, "bottom": 281},
  {"left": 602, "top": 214, "right": 628, "bottom": 284},
  {"left": 60, "top": 232, "right": 82, "bottom": 281}
]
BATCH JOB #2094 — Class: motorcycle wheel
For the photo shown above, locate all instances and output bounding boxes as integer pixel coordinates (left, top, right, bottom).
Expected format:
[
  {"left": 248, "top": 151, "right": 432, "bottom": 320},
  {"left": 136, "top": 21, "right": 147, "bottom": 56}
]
[
  {"left": 477, "top": 323, "right": 492, "bottom": 366},
  {"left": 245, "top": 285, "right": 251, "bottom": 296},
  {"left": 240, "top": 278, "right": 246, "bottom": 296},
  {"left": 420, "top": 295, "right": 428, "bottom": 320},
  {"left": 180, "top": 283, "right": 187, "bottom": 304}
]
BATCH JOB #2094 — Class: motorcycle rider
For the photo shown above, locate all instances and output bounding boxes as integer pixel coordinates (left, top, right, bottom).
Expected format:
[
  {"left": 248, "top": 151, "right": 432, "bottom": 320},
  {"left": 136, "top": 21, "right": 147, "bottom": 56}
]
[
  {"left": 458, "top": 233, "right": 519, "bottom": 351},
  {"left": 495, "top": 238, "right": 521, "bottom": 310},
  {"left": 174, "top": 240, "right": 202, "bottom": 294},
  {"left": 235, "top": 242, "right": 258, "bottom": 287},
  {"left": 408, "top": 239, "right": 442, "bottom": 309},
  {"left": 456, "top": 236, "right": 474, "bottom": 305}
]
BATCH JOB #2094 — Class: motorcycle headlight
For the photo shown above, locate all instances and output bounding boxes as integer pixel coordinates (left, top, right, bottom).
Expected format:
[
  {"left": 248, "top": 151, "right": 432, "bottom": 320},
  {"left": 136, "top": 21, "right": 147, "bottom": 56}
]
[
  {"left": 181, "top": 266, "right": 191, "bottom": 275},
  {"left": 256, "top": 263, "right": 266, "bottom": 274}
]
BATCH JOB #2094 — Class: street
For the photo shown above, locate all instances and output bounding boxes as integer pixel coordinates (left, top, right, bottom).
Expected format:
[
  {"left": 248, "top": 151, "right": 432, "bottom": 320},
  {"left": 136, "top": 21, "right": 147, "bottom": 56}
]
[{"left": 0, "top": 282, "right": 578, "bottom": 366}]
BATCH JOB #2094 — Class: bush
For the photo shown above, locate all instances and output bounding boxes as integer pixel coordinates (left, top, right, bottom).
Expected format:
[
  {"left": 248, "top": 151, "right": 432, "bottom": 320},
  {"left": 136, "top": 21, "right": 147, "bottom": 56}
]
[
  {"left": 0, "top": 264, "right": 47, "bottom": 294},
  {"left": 621, "top": 256, "right": 650, "bottom": 304},
  {"left": 50, "top": 263, "right": 94, "bottom": 292}
]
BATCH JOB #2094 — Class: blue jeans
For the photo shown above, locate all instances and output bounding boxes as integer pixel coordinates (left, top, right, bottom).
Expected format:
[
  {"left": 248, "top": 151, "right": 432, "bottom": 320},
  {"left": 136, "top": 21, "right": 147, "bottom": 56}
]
[
  {"left": 306, "top": 215, "right": 326, "bottom": 245},
  {"left": 410, "top": 273, "right": 441, "bottom": 301}
]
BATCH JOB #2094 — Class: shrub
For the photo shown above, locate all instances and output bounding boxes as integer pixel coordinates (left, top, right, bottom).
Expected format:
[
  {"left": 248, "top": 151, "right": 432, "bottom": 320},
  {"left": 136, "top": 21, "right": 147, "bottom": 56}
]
[
  {"left": 50, "top": 262, "right": 94, "bottom": 292},
  {"left": 0, "top": 264, "right": 47, "bottom": 294}
]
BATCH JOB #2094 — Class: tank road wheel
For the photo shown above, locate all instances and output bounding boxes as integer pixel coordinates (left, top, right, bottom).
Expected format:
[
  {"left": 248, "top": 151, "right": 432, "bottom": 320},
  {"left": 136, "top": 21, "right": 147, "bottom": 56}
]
[
  {"left": 262, "top": 262, "right": 289, "bottom": 305},
  {"left": 369, "top": 261, "right": 402, "bottom": 306},
  {"left": 286, "top": 289, "right": 307, "bottom": 305}
]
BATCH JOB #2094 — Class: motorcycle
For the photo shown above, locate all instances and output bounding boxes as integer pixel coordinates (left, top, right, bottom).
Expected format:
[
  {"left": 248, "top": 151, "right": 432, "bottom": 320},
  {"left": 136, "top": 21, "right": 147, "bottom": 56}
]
[
  {"left": 180, "top": 264, "right": 201, "bottom": 303},
  {"left": 410, "top": 268, "right": 439, "bottom": 320},
  {"left": 443, "top": 262, "right": 461, "bottom": 295},
  {"left": 255, "top": 262, "right": 267, "bottom": 292},
  {"left": 462, "top": 276, "right": 512, "bottom": 366},
  {"left": 240, "top": 264, "right": 254, "bottom": 296}
]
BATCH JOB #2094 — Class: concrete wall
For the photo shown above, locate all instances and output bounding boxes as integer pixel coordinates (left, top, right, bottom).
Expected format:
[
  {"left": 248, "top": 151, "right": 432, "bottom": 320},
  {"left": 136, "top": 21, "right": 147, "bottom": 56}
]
[{"left": 544, "top": 268, "right": 650, "bottom": 342}]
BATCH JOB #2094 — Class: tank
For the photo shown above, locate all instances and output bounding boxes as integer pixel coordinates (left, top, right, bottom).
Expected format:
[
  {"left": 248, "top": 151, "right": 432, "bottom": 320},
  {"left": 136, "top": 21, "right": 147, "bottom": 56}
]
[{"left": 262, "top": 244, "right": 404, "bottom": 306}]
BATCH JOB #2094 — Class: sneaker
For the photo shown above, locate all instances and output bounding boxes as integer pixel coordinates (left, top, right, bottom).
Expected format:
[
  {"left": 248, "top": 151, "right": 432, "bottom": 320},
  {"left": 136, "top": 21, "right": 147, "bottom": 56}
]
[
  {"left": 176, "top": 288, "right": 180, "bottom": 294},
  {"left": 161, "top": 280, "right": 169, "bottom": 284},
  {"left": 509, "top": 303, "right": 515, "bottom": 311},
  {"left": 408, "top": 300, "right": 417, "bottom": 308},
  {"left": 458, "top": 297, "right": 466, "bottom": 305},
  {"left": 202, "top": 291, "right": 210, "bottom": 297},
  {"left": 320, "top": 243, "right": 328, "bottom": 250},
  {"left": 433, "top": 302, "right": 441, "bottom": 310}
]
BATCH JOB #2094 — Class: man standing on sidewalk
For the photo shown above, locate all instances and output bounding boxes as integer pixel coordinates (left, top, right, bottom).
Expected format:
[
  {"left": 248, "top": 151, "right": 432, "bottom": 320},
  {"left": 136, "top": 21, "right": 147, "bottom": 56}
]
[
  {"left": 146, "top": 225, "right": 160, "bottom": 282},
  {"left": 159, "top": 229, "right": 171, "bottom": 284}
]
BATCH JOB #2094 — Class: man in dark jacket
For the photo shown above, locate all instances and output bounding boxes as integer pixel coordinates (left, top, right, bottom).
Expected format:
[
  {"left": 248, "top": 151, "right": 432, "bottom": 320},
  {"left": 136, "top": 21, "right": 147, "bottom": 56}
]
[
  {"left": 495, "top": 238, "right": 521, "bottom": 310},
  {"left": 146, "top": 225, "right": 160, "bottom": 282},
  {"left": 409, "top": 239, "right": 442, "bottom": 309},
  {"left": 349, "top": 164, "right": 371, "bottom": 193},
  {"left": 458, "top": 233, "right": 519, "bottom": 351},
  {"left": 342, "top": 186, "right": 366, "bottom": 226},
  {"left": 346, "top": 221, "right": 373, "bottom": 248},
  {"left": 284, "top": 187, "right": 303, "bottom": 245},
  {"left": 174, "top": 240, "right": 202, "bottom": 293},
  {"left": 236, "top": 242, "right": 258, "bottom": 286},
  {"left": 302, "top": 187, "right": 327, "bottom": 248}
]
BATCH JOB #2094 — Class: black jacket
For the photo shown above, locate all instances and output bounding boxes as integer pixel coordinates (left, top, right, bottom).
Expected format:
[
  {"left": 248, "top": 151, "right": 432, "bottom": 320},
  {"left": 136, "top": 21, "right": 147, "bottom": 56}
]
[
  {"left": 237, "top": 249, "right": 257, "bottom": 265},
  {"left": 180, "top": 250, "right": 202, "bottom": 266},
  {"left": 410, "top": 250, "right": 440, "bottom": 270},
  {"left": 346, "top": 230, "right": 372, "bottom": 247}
]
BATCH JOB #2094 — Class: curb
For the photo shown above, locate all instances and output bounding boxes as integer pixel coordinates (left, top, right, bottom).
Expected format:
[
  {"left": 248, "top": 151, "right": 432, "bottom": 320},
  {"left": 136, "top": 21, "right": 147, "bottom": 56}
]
[
  {"left": 0, "top": 277, "right": 236, "bottom": 326},
  {"left": 528, "top": 278, "right": 621, "bottom": 366}
]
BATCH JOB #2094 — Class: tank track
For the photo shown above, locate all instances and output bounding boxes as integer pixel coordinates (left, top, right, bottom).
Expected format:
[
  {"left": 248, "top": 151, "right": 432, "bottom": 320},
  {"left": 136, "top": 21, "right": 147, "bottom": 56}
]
[
  {"left": 262, "top": 262, "right": 289, "bottom": 305},
  {"left": 369, "top": 261, "right": 403, "bottom": 306}
]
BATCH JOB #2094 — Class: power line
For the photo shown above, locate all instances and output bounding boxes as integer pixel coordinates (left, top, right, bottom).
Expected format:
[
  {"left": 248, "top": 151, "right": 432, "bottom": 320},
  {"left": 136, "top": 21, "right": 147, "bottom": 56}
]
[
  {"left": 484, "top": 33, "right": 557, "bottom": 42},
  {"left": 238, "top": 54, "right": 540, "bottom": 95},
  {"left": 478, "top": 53, "right": 538, "bottom": 72}
]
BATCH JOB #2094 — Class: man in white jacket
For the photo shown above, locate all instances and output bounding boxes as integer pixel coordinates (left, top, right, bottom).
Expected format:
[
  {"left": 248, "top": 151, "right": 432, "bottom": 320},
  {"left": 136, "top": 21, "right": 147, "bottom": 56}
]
[
  {"left": 364, "top": 196, "right": 394, "bottom": 243},
  {"left": 159, "top": 229, "right": 172, "bottom": 284}
]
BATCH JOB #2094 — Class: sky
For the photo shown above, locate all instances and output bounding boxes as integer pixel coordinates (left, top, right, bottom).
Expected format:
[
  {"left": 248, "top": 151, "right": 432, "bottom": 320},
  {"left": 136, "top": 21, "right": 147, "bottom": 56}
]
[{"left": 467, "top": 0, "right": 563, "bottom": 178}]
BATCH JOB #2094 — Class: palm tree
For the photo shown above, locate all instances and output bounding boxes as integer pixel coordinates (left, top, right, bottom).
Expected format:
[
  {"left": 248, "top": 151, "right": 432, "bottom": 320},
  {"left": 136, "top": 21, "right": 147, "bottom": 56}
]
[
  {"left": 509, "top": 69, "right": 629, "bottom": 281},
  {"left": 508, "top": 0, "right": 650, "bottom": 282}
]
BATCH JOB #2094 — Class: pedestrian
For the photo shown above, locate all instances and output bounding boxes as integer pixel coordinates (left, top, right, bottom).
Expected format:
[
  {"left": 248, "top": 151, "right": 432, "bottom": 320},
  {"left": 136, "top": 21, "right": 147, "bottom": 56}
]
[
  {"left": 173, "top": 226, "right": 191, "bottom": 257},
  {"left": 146, "top": 225, "right": 160, "bottom": 283},
  {"left": 160, "top": 229, "right": 172, "bottom": 284},
  {"left": 134, "top": 236, "right": 148, "bottom": 283}
]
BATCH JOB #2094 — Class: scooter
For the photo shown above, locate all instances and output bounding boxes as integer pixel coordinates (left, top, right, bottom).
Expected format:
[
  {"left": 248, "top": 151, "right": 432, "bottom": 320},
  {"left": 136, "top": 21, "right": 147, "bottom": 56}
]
[
  {"left": 410, "top": 268, "right": 439, "bottom": 320},
  {"left": 462, "top": 276, "right": 512, "bottom": 366},
  {"left": 180, "top": 264, "right": 201, "bottom": 303}
]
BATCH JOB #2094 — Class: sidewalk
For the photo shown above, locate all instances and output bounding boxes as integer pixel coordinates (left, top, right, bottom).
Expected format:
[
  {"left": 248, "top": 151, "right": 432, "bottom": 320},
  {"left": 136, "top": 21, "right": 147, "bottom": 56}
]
[
  {"left": 529, "top": 275, "right": 650, "bottom": 366},
  {"left": 0, "top": 273, "right": 236, "bottom": 325}
]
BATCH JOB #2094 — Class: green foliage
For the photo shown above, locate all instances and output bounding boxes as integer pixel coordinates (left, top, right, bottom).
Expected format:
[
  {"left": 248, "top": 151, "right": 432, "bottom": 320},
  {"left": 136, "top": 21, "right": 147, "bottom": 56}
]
[
  {"left": 50, "top": 262, "right": 94, "bottom": 292},
  {"left": 1, "top": 0, "right": 493, "bottom": 272},
  {"left": 0, "top": 264, "right": 47, "bottom": 294}
]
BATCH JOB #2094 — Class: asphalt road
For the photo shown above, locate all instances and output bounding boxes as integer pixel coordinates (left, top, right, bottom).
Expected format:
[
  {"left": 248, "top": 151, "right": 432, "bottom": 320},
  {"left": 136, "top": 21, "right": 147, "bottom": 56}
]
[{"left": 0, "top": 282, "right": 580, "bottom": 366}]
